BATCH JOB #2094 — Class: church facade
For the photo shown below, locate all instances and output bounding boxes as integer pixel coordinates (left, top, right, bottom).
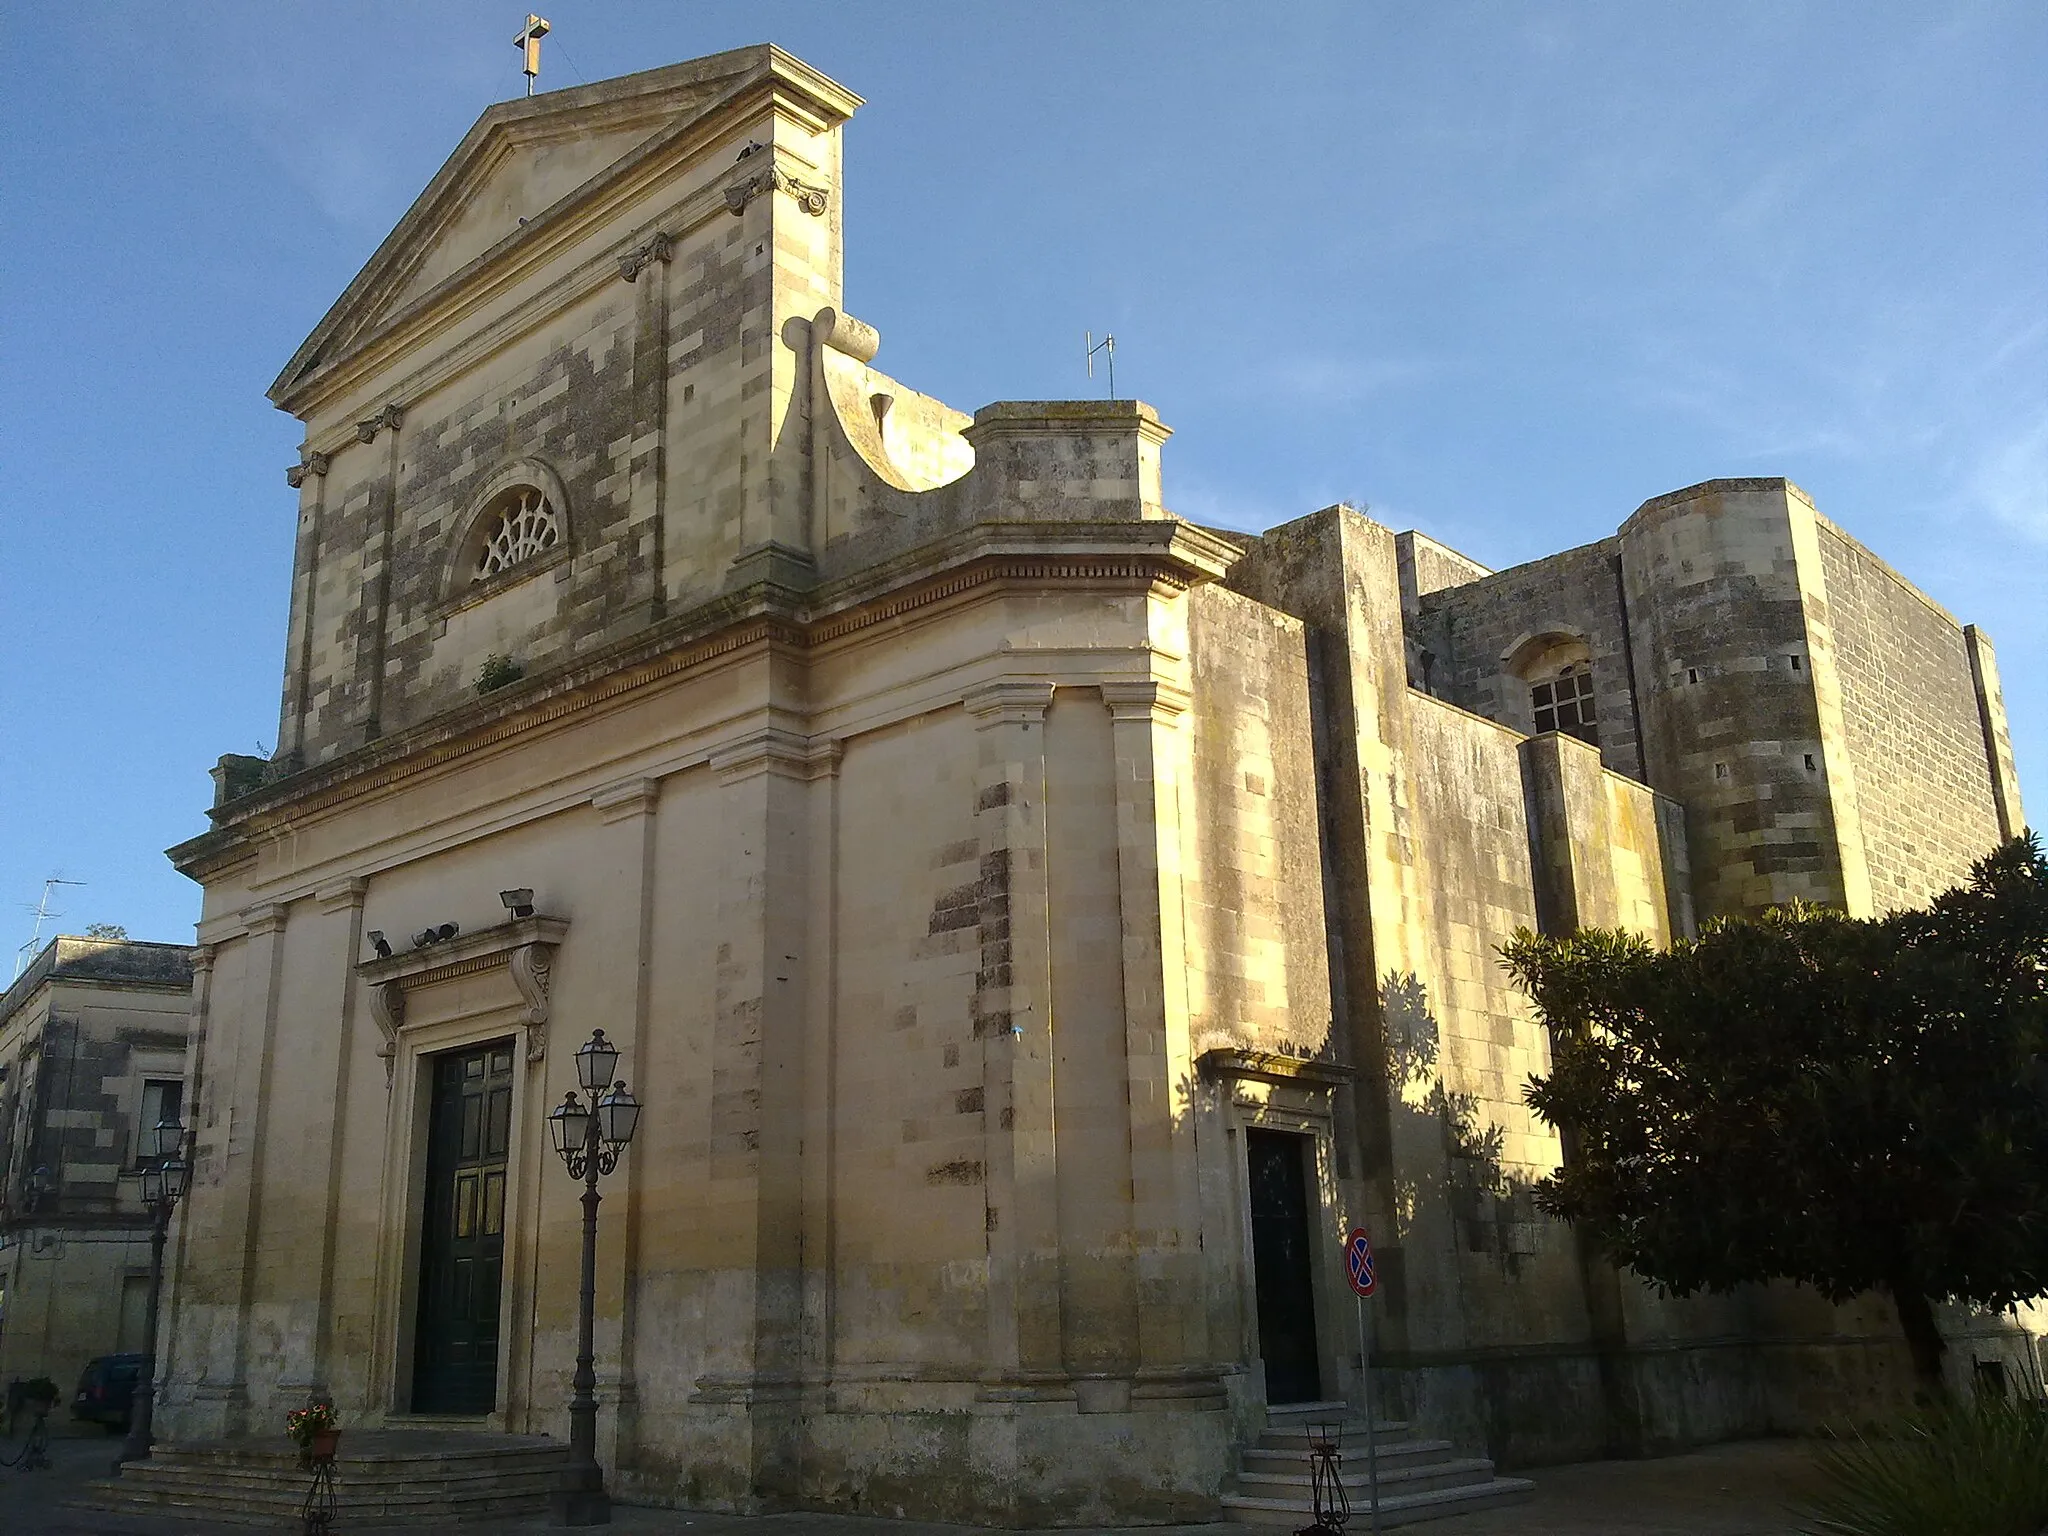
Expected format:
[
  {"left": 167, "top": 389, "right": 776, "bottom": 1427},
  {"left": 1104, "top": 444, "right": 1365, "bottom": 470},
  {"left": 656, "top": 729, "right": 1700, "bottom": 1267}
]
[{"left": 159, "top": 45, "right": 2031, "bottom": 1523}]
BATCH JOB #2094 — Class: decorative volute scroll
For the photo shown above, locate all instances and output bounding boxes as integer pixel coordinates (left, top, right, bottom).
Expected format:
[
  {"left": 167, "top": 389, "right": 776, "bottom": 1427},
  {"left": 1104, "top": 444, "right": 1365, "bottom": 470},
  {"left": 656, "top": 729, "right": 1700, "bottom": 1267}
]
[
  {"left": 369, "top": 980, "right": 407, "bottom": 1081},
  {"left": 507, "top": 943, "right": 554, "bottom": 1061},
  {"left": 724, "top": 160, "right": 829, "bottom": 217},
  {"left": 616, "top": 230, "right": 674, "bottom": 283},
  {"left": 285, "top": 450, "right": 331, "bottom": 489},
  {"left": 354, "top": 914, "right": 568, "bottom": 1078},
  {"left": 354, "top": 402, "right": 405, "bottom": 444}
]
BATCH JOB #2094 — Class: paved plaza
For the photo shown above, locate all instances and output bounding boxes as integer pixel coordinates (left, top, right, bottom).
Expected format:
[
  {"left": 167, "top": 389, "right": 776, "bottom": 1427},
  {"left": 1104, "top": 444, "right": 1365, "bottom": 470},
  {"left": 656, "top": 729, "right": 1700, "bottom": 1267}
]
[{"left": 0, "top": 1427, "right": 1819, "bottom": 1535}]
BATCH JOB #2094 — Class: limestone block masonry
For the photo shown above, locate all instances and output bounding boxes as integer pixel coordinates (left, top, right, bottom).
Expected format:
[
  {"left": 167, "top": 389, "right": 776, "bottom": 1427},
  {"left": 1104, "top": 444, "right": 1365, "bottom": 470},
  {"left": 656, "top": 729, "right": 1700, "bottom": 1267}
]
[{"left": 161, "top": 41, "right": 2030, "bottom": 1527}]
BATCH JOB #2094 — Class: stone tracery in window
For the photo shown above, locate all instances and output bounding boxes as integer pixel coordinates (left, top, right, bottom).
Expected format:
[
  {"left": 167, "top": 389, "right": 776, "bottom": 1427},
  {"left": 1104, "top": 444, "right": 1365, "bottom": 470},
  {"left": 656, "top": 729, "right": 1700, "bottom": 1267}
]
[{"left": 473, "top": 487, "right": 560, "bottom": 582}]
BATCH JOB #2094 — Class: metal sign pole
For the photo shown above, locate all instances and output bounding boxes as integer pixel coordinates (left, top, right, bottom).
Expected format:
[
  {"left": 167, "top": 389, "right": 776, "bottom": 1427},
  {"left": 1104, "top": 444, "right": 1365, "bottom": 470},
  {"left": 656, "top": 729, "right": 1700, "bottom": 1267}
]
[{"left": 1358, "top": 1289, "right": 1380, "bottom": 1533}]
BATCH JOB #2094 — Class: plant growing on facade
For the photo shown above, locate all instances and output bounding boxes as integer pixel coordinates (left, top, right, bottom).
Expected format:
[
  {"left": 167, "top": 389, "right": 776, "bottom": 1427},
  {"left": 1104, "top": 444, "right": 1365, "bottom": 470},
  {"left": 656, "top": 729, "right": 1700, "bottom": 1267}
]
[
  {"left": 1504, "top": 834, "right": 2048, "bottom": 1396},
  {"left": 475, "top": 653, "right": 524, "bottom": 695}
]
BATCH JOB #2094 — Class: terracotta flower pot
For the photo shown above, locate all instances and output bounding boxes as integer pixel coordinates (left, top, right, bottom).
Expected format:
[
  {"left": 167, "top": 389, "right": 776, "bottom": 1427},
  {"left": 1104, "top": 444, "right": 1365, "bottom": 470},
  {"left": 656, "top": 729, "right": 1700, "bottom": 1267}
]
[{"left": 309, "top": 1427, "right": 340, "bottom": 1461}]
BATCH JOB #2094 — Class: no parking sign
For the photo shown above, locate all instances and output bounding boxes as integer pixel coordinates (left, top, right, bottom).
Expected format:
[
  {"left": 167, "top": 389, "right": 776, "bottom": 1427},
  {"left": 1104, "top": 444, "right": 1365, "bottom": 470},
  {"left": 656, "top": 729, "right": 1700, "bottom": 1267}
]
[{"left": 1345, "top": 1226, "right": 1378, "bottom": 1297}]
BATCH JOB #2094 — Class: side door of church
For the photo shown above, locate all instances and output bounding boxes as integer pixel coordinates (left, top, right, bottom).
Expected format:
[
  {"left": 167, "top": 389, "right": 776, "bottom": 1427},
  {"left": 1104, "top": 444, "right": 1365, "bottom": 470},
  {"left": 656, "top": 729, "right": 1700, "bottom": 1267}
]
[
  {"left": 412, "top": 1041, "right": 515, "bottom": 1414},
  {"left": 1247, "top": 1128, "right": 1323, "bottom": 1403}
]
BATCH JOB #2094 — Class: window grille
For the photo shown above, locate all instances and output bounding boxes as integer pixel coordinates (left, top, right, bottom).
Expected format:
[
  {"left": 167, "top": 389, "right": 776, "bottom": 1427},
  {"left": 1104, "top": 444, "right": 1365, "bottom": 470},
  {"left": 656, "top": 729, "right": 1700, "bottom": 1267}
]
[
  {"left": 473, "top": 487, "right": 561, "bottom": 581},
  {"left": 1532, "top": 664, "right": 1598, "bottom": 745}
]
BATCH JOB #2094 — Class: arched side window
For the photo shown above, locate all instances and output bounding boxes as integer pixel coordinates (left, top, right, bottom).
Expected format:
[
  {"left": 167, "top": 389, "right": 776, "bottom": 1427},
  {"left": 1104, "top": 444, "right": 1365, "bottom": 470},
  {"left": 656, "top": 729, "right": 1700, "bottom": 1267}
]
[
  {"left": 446, "top": 457, "right": 572, "bottom": 599},
  {"left": 1504, "top": 630, "right": 1599, "bottom": 747},
  {"left": 1530, "top": 661, "right": 1597, "bottom": 745},
  {"left": 472, "top": 486, "right": 560, "bottom": 580}
]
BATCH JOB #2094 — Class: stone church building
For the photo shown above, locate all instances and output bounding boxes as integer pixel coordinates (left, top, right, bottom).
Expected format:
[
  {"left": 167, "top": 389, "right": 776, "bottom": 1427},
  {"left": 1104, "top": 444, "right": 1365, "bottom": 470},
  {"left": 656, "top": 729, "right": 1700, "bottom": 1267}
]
[{"left": 157, "top": 45, "right": 2031, "bottom": 1523}]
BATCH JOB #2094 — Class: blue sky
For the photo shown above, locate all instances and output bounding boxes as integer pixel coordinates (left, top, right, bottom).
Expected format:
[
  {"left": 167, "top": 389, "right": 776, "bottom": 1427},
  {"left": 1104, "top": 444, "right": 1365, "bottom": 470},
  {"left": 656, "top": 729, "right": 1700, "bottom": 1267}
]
[{"left": 2, "top": 3, "right": 2042, "bottom": 955}]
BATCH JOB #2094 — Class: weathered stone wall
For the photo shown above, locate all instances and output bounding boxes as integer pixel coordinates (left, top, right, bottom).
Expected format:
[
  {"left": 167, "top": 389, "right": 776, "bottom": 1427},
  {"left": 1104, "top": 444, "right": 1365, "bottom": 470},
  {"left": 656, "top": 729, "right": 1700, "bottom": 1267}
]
[
  {"left": 0, "top": 941, "right": 193, "bottom": 1393},
  {"left": 1621, "top": 479, "right": 1871, "bottom": 919},
  {"left": 1813, "top": 516, "right": 2008, "bottom": 911},
  {"left": 1416, "top": 538, "right": 1646, "bottom": 782},
  {"left": 273, "top": 49, "right": 859, "bottom": 770},
  {"left": 1183, "top": 585, "right": 1331, "bottom": 1060}
]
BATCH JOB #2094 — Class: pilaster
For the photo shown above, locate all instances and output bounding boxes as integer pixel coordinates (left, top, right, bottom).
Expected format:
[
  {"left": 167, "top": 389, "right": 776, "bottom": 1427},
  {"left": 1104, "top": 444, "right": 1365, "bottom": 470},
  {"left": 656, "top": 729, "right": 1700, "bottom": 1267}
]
[
  {"left": 962, "top": 680, "right": 1063, "bottom": 1394},
  {"left": 688, "top": 729, "right": 818, "bottom": 1499},
  {"left": 588, "top": 776, "right": 662, "bottom": 1471},
  {"left": 1964, "top": 625, "right": 2027, "bottom": 840},
  {"left": 353, "top": 404, "right": 405, "bottom": 744},
  {"left": 1099, "top": 679, "right": 1214, "bottom": 1388},
  {"left": 306, "top": 877, "right": 368, "bottom": 1403},
  {"left": 620, "top": 236, "right": 673, "bottom": 623}
]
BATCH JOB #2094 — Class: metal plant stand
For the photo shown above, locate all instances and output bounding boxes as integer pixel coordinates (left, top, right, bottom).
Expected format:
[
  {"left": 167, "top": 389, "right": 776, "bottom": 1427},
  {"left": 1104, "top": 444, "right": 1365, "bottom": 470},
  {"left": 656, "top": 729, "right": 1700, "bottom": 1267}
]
[
  {"left": 300, "top": 1448, "right": 338, "bottom": 1535},
  {"left": 2, "top": 1405, "right": 52, "bottom": 1472},
  {"left": 1296, "top": 1420, "right": 1350, "bottom": 1536}
]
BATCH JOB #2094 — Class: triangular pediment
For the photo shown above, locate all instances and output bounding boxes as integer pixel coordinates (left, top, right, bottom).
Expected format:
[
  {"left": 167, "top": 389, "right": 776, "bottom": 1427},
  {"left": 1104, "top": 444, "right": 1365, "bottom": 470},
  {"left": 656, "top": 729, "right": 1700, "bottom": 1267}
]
[{"left": 271, "top": 44, "right": 859, "bottom": 410}]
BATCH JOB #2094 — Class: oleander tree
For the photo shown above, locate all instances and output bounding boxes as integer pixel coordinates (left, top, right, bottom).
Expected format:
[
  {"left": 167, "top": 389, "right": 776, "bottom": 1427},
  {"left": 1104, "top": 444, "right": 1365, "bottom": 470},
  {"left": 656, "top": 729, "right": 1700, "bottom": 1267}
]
[{"left": 1503, "top": 834, "right": 2048, "bottom": 1395}]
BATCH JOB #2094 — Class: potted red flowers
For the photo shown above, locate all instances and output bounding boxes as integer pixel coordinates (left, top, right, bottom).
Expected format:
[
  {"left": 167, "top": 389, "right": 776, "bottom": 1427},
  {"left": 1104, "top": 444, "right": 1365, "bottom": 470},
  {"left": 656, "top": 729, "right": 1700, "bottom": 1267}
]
[{"left": 285, "top": 1400, "right": 340, "bottom": 1462}]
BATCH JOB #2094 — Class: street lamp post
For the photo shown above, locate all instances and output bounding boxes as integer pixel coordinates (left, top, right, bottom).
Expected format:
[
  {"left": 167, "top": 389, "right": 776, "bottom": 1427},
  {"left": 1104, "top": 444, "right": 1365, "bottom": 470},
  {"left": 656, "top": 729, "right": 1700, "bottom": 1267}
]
[
  {"left": 547, "top": 1030, "right": 641, "bottom": 1527},
  {"left": 116, "top": 1118, "right": 193, "bottom": 1471}
]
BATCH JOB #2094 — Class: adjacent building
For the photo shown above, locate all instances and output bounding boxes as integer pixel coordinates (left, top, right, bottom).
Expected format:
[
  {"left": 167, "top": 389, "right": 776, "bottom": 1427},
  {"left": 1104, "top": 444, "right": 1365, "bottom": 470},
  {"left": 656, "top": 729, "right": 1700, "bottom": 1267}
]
[
  {"left": 155, "top": 44, "right": 2029, "bottom": 1524},
  {"left": 0, "top": 937, "right": 194, "bottom": 1398}
]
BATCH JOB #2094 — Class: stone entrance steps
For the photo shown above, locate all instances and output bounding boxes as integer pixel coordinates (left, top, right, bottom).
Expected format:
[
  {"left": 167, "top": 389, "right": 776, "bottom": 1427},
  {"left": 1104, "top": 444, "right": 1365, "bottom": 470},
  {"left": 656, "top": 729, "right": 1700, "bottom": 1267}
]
[
  {"left": 73, "top": 1430, "right": 573, "bottom": 1526},
  {"left": 1222, "top": 1401, "right": 1534, "bottom": 1528}
]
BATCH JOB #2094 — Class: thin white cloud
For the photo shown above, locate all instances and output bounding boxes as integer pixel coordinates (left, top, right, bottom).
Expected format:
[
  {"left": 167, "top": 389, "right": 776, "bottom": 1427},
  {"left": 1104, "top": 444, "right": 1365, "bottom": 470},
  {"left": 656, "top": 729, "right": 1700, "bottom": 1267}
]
[{"left": 1965, "top": 412, "right": 2048, "bottom": 544}]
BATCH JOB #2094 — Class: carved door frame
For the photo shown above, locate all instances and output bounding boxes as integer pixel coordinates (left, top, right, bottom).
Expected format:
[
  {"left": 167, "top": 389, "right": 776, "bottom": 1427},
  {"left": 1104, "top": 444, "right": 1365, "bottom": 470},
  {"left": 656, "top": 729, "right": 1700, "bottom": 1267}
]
[{"left": 356, "top": 916, "right": 566, "bottom": 1427}]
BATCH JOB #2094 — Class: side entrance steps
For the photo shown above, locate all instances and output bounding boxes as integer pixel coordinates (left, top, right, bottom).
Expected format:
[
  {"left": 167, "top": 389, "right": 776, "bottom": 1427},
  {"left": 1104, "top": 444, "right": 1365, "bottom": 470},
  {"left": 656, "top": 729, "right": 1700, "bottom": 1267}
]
[
  {"left": 70, "top": 1430, "right": 574, "bottom": 1527},
  {"left": 1222, "top": 1401, "right": 1535, "bottom": 1528}
]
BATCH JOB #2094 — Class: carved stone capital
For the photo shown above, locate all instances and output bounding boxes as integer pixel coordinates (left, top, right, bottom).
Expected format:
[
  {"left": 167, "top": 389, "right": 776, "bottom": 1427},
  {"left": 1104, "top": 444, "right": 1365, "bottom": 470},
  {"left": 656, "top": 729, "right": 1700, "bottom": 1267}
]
[
  {"left": 963, "top": 680, "right": 1056, "bottom": 729},
  {"left": 315, "top": 877, "right": 368, "bottom": 915},
  {"left": 617, "top": 230, "right": 675, "bottom": 282},
  {"left": 1099, "top": 679, "right": 1192, "bottom": 723},
  {"left": 724, "top": 163, "right": 829, "bottom": 218},
  {"left": 286, "top": 450, "right": 331, "bottom": 488},
  {"left": 710, "top": 727, "right": 817, "bottom": 785},
  {"left": 355, "top": 404, "right": 405, "bottom": 443},
  {"left": 241, "top": 902, "right": 289, "bottom": 938},
  {"left": 591, "top": 777, "right": 660, "bottom": 823},
  {"left": 188, "top": 944, "right": 216, "bottom": 978}
]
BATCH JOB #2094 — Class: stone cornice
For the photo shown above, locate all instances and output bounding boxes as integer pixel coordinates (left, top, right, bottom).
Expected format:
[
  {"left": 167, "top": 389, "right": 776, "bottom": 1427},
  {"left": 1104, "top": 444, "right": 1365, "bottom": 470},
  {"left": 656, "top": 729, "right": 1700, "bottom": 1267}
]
[
  {"left": 1197, "top": 1047, "right": 1358, "bottom": 1089},
  {"left": 355, "top": 914, "right": 569, "bottom": 989},
  {"left": 359, "top": 915, "right": 568, "bottom": 1075},
  {"left": 169, "top": 522, "right": 1233, "bottom": 882}
]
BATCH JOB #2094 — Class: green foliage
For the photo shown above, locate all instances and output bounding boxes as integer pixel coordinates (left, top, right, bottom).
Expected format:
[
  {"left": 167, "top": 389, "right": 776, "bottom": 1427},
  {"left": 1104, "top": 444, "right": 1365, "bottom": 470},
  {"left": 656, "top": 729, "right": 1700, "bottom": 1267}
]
[
  {"left": 1800, "top": 1397, "right": 2048, "bottom": 1536},
  {"left": 83, "top": 923, "right": 128, "bottom": 940},
  {"left": 474, "top": 653, "right": 524, "bottom": 695},
  {"left": 1504, "top": 835, "right": 2048, "bottom": 1385}
]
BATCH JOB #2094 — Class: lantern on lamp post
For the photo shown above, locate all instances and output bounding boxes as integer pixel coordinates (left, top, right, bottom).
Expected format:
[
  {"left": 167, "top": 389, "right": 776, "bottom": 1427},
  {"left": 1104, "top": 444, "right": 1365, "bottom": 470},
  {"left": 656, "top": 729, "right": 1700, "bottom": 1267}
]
[
  {"left": 547, "top": 1030, "right": 640, "bottom": 1526},
  {"left": 116, "top": 1117, "right": 193, "bottom": 1471}
]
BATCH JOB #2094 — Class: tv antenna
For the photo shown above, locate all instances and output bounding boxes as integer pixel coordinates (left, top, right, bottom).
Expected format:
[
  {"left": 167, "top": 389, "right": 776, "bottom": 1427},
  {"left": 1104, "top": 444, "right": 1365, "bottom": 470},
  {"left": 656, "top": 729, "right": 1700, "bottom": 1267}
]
[
  {"left": 1086, "top": 331, "right": 1116, "bottom": 400},
  {"left": 16, "top": 876, "right": 85, "bottom": 980},
  {"left": 514, "top": 13, "right": 551, "bottom": 96}
]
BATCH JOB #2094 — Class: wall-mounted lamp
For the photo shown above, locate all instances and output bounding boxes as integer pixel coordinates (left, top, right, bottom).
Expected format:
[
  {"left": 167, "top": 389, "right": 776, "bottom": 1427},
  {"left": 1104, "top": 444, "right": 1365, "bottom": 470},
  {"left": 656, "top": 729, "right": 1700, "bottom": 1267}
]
[
  {"left": 411, "top": 922, "right": 461, "bottom": 950},
  {"left": 500, "top": 889, "right": 536, "bottom": 921},
  {"left": 367, "top": 930, "right": 392, "bottom": 959}
]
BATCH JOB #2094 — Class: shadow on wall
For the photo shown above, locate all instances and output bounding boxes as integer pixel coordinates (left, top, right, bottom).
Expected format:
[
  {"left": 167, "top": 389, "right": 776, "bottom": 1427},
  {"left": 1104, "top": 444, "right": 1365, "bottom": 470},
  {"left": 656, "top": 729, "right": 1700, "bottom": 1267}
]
[{"left": 1381, "top": 972, "right": 1549, "bottom": 1283}]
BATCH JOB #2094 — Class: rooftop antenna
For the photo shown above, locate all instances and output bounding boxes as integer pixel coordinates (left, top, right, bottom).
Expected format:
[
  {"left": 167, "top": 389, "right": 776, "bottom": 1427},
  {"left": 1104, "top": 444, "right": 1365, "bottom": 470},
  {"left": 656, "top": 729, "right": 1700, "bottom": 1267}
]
[
  {"left": 514, "top": 13, "right": 551, "bottom": 96},
  {"left": 1086, "top": 331, "right": 1116, "bottom": 400},
  {"left": 16, "top": 876, "right": 85, "bottom": 980}
]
